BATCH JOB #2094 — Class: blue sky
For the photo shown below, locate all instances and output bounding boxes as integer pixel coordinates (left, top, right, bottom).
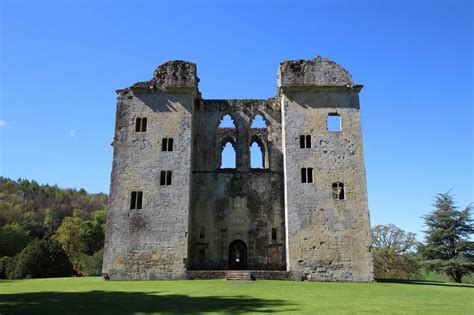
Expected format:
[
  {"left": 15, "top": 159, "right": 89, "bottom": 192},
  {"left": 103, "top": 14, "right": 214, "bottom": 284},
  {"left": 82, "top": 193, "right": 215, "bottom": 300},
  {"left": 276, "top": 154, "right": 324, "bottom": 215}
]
[{"left": 0, "top": 0, "right": 472, "bottom": 238}]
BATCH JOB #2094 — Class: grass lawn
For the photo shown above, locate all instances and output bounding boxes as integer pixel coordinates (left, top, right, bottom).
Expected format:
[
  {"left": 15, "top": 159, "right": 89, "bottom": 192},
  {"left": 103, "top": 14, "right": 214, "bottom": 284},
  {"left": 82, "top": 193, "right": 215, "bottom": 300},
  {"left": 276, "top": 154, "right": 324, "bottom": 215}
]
[{"left": 0, "top": 277, "right": 472, "bottom": 314}]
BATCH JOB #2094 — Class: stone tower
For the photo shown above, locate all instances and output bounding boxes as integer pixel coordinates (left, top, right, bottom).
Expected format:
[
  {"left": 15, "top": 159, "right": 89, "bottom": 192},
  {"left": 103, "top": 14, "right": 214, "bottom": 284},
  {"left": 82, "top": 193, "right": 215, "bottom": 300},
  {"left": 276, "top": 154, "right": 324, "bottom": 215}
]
[
  {"left": 279, "top": 58, "right": 373, "bottom": 281},
  {"left": 102, "top": 56, "right": 373, "bottom": 281}
]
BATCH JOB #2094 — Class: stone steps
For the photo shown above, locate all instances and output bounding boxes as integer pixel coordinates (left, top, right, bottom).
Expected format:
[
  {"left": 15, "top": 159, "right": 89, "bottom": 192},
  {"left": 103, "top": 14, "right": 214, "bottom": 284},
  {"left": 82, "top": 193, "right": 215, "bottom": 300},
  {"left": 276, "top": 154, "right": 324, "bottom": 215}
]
[{"left": 225, "top": 271, "right": 253, "bottom": 281}]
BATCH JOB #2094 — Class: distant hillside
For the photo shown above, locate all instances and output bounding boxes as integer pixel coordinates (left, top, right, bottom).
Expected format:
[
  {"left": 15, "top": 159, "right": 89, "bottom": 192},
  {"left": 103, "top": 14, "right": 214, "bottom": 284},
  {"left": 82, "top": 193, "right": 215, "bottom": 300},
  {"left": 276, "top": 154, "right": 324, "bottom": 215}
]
[{"left": 0, "top": 177, "right": 108, "bottom": 239}]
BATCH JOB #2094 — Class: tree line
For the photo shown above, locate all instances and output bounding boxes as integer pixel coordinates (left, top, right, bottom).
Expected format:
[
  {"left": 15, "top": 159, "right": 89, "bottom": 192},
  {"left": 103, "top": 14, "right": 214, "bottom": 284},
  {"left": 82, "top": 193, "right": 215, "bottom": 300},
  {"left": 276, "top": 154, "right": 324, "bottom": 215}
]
[
  {"left": 0, "top": 177, "right": 108, "bottom": 279},
  {"left": 0, "top": 177, "right": 472, "bottom": 282},
  {"left": 372, "top": 192, "right": 473, "bottom": 283}
]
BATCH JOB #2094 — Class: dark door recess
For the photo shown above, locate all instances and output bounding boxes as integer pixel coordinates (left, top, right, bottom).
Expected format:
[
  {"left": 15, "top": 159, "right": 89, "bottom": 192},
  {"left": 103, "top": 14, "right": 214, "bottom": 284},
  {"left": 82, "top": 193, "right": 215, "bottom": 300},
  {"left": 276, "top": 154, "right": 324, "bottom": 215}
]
[{"left": 228, "top": 240, "right": 248, "bottom": 270}]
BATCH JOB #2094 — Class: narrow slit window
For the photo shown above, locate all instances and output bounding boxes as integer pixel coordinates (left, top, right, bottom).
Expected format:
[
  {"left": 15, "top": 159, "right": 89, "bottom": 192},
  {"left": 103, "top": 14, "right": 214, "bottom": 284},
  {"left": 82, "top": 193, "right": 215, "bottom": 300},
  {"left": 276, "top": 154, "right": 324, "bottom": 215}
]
[
  {"left": 307, "top": 168, "right": 313, "bottom": 183},
  {"left": 136, "top": 191, "right": 143, "bottom": 209},
  {"left": 166, "top": 171, "right": 172, "bottom": 185},
  {"left": 141, "top": 118, "right": 147, "bottom": 132},
  {"left": 271, "top": 228, "right": 277, "bottom": 240},
  {"left": 199, "top": 226, "right": 205, "bottom": 239},
  {"left": 162, "top": 138, "right": 168, "bottom": 151},
  {"left": 301, "top": 168, "right": 307, "bottom": 183},
  {"left": 130, "top": 191, "right": 143, "bottom": 209},
  {"left": 160, "top": 171, "right": 166, "bottom": 185},
  {"left": 306, "top": 135, "right": 311, "bottom": 148},
  {"left": 300, "top": 135, "right": 305, "bottom": 148},
  {"left": 332, "top": 182, "right": 345, "bottom": 200},
  {"left": 168, "top": 138, "right": 174, "bottom": 151},
  {"left": 130, "top": 191, "right": 137, "bottom": 209},
  {"left": 327, "top": 114, "right": 341, "bottom": 132},
  {"left": 135, "top": 118, "right": 141, "bottom": 132}
]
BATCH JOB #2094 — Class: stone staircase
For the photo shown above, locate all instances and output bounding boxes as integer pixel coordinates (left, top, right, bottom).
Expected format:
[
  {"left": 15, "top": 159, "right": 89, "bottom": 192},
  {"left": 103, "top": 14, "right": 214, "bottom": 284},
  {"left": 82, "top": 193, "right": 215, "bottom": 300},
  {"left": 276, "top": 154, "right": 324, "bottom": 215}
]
[{"left": 225, "top": 271, "right": 253, "bottom": 281}]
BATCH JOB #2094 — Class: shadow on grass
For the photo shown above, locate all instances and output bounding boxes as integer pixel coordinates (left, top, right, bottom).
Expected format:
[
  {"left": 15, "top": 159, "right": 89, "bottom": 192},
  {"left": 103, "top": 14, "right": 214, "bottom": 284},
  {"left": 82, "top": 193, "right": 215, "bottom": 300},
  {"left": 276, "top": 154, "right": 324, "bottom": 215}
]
[
  {"left": 376, "top": 278, "right": 473, "bottom": 289},
  {"left": 0, "top": 290, "right": 297, "bottom": 314}
]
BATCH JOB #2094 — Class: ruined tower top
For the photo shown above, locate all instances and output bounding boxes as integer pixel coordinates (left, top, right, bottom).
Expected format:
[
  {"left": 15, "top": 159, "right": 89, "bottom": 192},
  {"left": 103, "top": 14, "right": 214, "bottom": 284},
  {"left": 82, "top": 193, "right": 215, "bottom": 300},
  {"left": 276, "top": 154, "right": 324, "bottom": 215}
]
[
  {"left": 278, "top": 56, "right": 354, "bottom": 88},
  {"left": 117, "top": 60, "right": 199, "bottom": 93}
]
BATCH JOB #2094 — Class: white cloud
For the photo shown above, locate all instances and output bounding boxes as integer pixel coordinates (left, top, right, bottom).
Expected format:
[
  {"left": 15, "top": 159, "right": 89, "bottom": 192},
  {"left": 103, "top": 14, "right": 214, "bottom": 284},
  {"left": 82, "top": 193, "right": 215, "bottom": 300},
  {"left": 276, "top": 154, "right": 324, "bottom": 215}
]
[
  {"left": 0, "top": 120, "right": 6, "bottom": 127},
  {"left": 69, "top": 129, "right": 77, "bottom": 139}
]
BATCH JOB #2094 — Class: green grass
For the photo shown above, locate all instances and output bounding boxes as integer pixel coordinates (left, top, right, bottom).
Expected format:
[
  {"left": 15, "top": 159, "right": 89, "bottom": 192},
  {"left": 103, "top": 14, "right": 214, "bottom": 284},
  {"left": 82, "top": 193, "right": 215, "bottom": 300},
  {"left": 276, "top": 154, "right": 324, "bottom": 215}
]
[{"left": 0, "top": 277, "right": 472, "bottom": 314}]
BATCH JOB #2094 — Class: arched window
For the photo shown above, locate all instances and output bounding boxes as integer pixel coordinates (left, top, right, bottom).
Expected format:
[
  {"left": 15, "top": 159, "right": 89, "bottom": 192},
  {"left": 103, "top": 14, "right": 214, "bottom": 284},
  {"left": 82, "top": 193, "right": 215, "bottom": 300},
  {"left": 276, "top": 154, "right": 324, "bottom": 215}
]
[
  {"left": 249, "top": 140, "right": 264, "bottom": 169},
  {"left": 219, "top": 114, "right": 236, "bottom": 128},
  {"left": 220, "top": 140, "right": 236, "bottom": 169},
  {"left": 250, "top": 114, "right": 268, "bottom": 128}
]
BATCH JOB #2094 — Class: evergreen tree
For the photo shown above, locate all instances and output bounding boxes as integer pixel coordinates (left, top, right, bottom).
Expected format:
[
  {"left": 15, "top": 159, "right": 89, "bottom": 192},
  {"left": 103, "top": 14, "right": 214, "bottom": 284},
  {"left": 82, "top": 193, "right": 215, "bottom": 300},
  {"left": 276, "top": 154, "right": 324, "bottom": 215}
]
[{"left": 421, "top": 192, "right": 473, "bottom": 283}]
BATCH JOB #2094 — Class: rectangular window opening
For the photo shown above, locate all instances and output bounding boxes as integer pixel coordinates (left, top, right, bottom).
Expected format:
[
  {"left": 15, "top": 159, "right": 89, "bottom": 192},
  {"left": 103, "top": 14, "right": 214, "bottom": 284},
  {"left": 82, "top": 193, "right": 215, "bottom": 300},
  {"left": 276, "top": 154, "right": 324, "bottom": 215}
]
[
  {"left": 141, "top": 117, "right": 147, "bottom": 132},
  {"left": 160, "top": 171, "right": 166, "bottom": 186},
  {"left": 166, "top": 171, "right": 172, "bottom": 185},
  {"left": 199, "top": 226, "right": 205, "bottom": 239},
  {"left": 327, "top": 114, "right": 341, "bottom": 132},
  {"left": 168, "top": 138, "right": 174, "bottom": 151},
  {"left": 162, "top": 138, "right": 168, "bottom": 151},
  {"left": 306, "top": 135, "right": 311, "bottom": 148},
  {"left": 299, "top": 135, "right": 305, "bottom": 148},
  {"left": 307, "top": 168, "right": 313, "bottom": 183},
  {"left": 136, "top": 191, "right": 143, "bottom": 209},
  {"left": 135, "top": 118, "right": 141, "bottom": 132},
  {"left": 130, "top": 191, "right": 137, "bottom": 209},
  {"left": 332, "top": 182, "right": 345, "bottom": 200},
  {"left": 301, "top": 168, "right": 307, "bottom": 183},
  {"left": 271, "top": 228, "right": 277, "bottom": 240}
]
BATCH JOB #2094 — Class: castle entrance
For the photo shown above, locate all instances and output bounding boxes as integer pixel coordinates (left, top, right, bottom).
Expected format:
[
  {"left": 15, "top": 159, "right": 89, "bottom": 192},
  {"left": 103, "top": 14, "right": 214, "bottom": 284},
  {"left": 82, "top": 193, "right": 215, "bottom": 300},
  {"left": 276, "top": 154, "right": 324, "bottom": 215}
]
[{"left": 228, "top": 240, "right": 248, "bottom": 270}]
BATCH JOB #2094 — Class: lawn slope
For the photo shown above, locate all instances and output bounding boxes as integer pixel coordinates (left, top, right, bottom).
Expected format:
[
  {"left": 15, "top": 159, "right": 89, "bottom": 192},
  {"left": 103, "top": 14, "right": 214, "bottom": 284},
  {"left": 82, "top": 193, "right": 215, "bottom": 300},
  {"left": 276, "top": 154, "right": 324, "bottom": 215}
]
[{"left": 0, "top": 277, "right": 472, "bottom": 314}]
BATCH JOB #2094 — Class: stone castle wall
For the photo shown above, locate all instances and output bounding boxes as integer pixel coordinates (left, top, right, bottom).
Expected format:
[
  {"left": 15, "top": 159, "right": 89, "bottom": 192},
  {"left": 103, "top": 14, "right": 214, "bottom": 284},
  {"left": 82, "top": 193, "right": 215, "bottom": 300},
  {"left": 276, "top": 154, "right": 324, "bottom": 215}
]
[{"left": 103, "top": 57, "right": 374, "bottom": 281}]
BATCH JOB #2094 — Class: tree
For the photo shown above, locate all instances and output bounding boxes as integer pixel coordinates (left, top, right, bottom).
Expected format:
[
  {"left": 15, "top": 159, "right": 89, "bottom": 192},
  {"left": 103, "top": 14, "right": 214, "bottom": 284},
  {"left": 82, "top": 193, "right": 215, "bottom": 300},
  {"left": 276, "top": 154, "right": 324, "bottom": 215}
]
[
  {"left": 52, "top": 216, "right": 86, "bottom": 266},
  {"left": 6, "top": 239, "right": 73, "bottom": 279},
  {"left": 372, "top": 224, "right": 420, "bottom": 279},
  {"left": 420, "top": 192, "right": 473, "bottom": 283},
  {"left": 0, "top": 223, "right": 30, "bottom": 257},
  {"left": 82, "top": 209, "right": 107, "bottom": 254}
]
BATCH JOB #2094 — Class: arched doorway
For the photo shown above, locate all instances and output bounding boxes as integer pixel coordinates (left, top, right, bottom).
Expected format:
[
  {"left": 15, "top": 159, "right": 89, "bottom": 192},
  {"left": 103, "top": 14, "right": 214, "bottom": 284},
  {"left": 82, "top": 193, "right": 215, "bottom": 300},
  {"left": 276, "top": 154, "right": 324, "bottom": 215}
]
[{"left": 228, "top": 240, "right": 248, "bottom": 270}]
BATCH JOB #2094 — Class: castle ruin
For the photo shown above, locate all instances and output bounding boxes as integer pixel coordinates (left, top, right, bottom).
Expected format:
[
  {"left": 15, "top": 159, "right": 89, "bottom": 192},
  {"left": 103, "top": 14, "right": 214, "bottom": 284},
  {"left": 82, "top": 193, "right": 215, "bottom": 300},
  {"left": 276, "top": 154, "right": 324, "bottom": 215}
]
[{"left": 102, "top": 56, "right": 374, "bottom": 281}]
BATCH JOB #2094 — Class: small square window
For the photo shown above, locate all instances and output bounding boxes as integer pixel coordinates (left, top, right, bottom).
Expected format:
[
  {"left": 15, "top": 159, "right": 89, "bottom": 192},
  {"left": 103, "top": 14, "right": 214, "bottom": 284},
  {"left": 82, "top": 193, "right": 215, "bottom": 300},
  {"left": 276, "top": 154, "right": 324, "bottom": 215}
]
[
  {"left": 299, "top": 135, "right": 311, "bottom": 149},
  {"left": 130, "top": 191, "right": 143, "bottom": 209},
  {"left": 135, "top": 117, "right": 147, "bottom": 132},
  {"left": 332, "top": 182, "right": 345, "bottom": 200},
  {"left": 301, "top": 168, "right": 313, "bottom": 183},
  {"left": 327, "top": 114, "right": 341, "bottom": 132},
  {"left": 162, "top": 138, "right": 174, "bottom": 151}
]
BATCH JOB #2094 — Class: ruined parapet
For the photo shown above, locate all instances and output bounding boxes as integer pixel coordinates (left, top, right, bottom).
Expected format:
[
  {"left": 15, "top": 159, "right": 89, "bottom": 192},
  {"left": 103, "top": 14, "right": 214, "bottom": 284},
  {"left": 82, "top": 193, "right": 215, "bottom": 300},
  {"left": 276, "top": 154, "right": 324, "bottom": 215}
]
[
  {"left": 278, "top": 56, "right": 354, "bottom": 89},
  {"left": 117, "top": 60, "right": 199, "bottom": 94}
]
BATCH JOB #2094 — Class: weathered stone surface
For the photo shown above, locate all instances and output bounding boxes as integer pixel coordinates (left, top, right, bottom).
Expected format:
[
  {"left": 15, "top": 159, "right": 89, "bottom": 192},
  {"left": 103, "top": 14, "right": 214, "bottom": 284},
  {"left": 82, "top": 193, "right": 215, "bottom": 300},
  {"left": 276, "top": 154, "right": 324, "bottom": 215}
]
[
  {"left": 278, "top": 56, "right": 353, "bottom": 88},
  {"left": 103, "top": 56, "right": 373, "bottom": 282}
]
